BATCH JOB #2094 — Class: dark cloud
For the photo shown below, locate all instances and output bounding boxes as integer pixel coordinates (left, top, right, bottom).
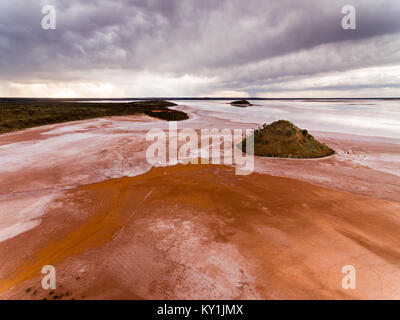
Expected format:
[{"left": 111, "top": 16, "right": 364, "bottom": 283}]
[{"left": 0, "top": 0, "right": 399, "bottom": 96}]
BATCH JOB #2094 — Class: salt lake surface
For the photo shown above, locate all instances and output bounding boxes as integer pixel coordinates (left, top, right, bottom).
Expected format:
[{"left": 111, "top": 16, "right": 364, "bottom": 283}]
[
  {"left": 0, "top": 99, "right": 399, "bottom": 243},
  {"left": 175, "top": 99, "right": 400, "bottom": 140}
]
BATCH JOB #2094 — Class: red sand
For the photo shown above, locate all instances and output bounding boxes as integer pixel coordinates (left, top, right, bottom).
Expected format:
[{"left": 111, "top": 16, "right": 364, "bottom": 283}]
[
  {"left": 0, "top": 112, "right": 400, "bottom": 299},
  {"left": 1, "top": 164, "right": 400, "bottom": 299}
]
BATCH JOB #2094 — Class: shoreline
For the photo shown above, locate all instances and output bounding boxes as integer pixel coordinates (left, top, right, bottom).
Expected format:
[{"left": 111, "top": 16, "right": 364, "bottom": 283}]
[{"left": 0, "top": 99, "right": 188, "bottom": 135}]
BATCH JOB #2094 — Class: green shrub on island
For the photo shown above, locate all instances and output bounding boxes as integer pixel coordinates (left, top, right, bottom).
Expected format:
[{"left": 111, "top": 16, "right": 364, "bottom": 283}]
[{"left": 242, "top": 120, "right": 335, "bottom": 158}]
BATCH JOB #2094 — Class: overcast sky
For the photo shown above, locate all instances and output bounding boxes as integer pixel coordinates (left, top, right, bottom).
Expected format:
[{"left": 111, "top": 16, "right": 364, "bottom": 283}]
[{"left": 1, "top": 0, "right": 400, "bottom": 98}]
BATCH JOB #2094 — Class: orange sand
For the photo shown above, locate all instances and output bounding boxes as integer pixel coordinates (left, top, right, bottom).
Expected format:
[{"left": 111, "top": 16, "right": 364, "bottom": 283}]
[{"left": 1, "top": 164, "right": 400, "bottom": 299}]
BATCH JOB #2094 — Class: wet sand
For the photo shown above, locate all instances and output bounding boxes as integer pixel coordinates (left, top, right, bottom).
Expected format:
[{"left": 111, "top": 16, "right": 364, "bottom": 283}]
[
  {"left": 0, "top": 106, "right": 400, "bottom": 299},
  {"left": 1, "top": 164, "right": 400, "bottom": 299}
]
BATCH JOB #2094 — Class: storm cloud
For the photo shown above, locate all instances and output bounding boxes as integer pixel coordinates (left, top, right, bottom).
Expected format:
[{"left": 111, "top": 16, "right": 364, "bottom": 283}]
[{"left": 0, "top": 0, "right": 399, "bottom": 97}]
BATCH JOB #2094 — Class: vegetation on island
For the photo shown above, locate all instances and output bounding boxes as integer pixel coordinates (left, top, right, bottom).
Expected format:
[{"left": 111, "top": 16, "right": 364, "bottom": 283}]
[
  {"left": 0, "top": 99, "right": 188, "bottom": 134},
  {"left": 241, "top": 120, "right": 335, "bottom": 158},
  {"left": 230, "top": 100, "right": 251, "bottom": 107}
]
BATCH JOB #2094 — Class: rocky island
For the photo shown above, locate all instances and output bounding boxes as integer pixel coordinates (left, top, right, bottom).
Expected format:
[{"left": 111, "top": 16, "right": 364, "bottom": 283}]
[{"left": 242, "top": 120, "right": 335, "bottom": 158}]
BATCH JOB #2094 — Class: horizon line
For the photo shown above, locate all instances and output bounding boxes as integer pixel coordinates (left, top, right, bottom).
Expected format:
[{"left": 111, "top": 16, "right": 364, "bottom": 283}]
[{"left": 1, "top": 97, "right": 400, "bottom": 100}]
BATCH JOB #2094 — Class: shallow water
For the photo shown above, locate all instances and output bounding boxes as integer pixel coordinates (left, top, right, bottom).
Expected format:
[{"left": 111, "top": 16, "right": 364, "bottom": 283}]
[
  {"left": 1, "top": 99, "right": 399, "bottom": 243},
  {"left": 175, "top": 99, "right": 400, "bottom": 139}
]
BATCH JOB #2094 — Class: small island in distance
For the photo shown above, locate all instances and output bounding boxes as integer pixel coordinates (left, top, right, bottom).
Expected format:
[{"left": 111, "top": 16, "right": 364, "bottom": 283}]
[
  {"left": 230, "top": 100, "right": 252, "bottom": 107},
  {"left": 242, "top": 120, "right": 335, "bottom": 158}
]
